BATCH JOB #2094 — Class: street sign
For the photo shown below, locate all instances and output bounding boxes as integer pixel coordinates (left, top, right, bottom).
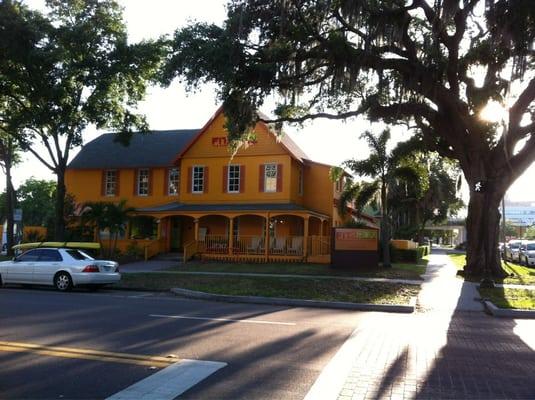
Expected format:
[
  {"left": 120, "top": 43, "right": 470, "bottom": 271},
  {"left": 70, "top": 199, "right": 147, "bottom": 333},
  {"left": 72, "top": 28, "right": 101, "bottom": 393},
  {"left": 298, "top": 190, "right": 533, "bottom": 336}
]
[{"left": 13, "top": 209, "right": 22, "bottom": 222}]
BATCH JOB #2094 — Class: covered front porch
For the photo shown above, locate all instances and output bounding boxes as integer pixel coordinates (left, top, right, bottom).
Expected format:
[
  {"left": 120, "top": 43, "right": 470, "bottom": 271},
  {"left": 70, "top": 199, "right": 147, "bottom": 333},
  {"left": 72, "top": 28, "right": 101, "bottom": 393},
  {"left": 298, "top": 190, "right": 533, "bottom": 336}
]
[{"left": 133, "top": 203, "right": 332, "bottom": 263}]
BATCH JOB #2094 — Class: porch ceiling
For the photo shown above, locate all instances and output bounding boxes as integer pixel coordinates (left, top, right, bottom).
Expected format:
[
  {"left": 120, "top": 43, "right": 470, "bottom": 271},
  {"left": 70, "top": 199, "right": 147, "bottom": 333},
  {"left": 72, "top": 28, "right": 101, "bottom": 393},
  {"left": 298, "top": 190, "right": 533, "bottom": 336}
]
[{"left": 134, "top": 202, "right": 329, "bottom": 219}]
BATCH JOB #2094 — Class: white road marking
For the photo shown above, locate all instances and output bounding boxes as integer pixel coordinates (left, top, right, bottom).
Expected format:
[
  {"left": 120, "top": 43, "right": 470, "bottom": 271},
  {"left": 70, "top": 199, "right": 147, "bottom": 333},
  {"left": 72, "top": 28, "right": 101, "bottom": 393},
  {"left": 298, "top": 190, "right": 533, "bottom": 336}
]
[
  {"left": 106, "top": 359, "right": 226, "bottom": 400},
  {"left": 304, "top": 326, "right": 363, "bottom": 400},
  {"left": 149, "top": 314, "right": 296, "bottom": 326}
]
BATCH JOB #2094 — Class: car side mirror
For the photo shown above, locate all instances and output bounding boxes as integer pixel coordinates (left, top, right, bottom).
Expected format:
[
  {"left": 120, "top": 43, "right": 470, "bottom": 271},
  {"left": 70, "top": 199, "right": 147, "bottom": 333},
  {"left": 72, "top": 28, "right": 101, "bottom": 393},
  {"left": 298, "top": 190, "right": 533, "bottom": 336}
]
[{"left": 12, "top": 257, "right": 19, "bottom": 262}]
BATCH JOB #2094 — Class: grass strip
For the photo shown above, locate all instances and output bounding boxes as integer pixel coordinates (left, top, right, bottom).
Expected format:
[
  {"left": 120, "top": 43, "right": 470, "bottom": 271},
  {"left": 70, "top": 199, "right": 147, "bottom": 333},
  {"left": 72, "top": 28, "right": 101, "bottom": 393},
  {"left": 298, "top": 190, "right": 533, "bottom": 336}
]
[
  {"left": 448, "top": 254, "right": 535, "bottom": 285},
  {"left": 117, "top": 273, "right": 419, "bottom": 305},
  {"left": 479, "top": 287, "right": 535, "bottom": 310},
  {"left": 167, "top": 261, "right": 426, "bottom": 281}
]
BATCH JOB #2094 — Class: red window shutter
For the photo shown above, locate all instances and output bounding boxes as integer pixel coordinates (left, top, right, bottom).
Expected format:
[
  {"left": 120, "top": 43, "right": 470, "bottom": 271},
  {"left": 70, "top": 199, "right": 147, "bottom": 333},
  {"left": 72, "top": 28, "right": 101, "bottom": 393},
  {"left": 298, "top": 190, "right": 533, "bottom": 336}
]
[
  {"left": 259, "top": 164, "right": 265, "bottom": 192},
  {"left": 223, "top": 165, "right": 228, "bottom": 193},
  {"left": 276, "top": 164, "right": 283, "bottom": 192},
  {"left": 204, "top": 167, "right": 209, "bottom": 193},
  {"left": 101, "top": 170, "right": 106, "bottom": 196},
  {"left": 148, "top": 169, "right": 153, "bottom": 196},
  {"left": 133, "top": 170, "right": 138, "bottom": 196},
  {"left": 115, "top": 170, "right": 120, "bottom": 197},
  {"left": 187, "top": 167, "right": 192, "bottom": 193},
  {"left": 163, "top": 168, "right": 169, "bottom": 196},
  {"left": 240, "top": 165, "right": 245, "bottom": 193}
]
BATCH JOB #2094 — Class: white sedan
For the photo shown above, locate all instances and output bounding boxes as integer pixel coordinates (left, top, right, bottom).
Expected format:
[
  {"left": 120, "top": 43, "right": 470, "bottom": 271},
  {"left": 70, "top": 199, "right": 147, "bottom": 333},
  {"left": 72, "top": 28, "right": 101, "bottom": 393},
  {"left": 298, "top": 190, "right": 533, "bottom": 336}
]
[{"left": 0, "top": 248, "right": 120, "bottom": 291}]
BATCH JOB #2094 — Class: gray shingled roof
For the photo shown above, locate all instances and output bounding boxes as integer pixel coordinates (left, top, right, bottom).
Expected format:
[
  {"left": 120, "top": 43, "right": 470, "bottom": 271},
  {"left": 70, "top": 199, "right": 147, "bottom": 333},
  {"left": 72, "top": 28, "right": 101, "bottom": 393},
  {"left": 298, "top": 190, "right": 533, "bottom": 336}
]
[{"left": 68, "top": 129, "right": 199, "bottom": 169}]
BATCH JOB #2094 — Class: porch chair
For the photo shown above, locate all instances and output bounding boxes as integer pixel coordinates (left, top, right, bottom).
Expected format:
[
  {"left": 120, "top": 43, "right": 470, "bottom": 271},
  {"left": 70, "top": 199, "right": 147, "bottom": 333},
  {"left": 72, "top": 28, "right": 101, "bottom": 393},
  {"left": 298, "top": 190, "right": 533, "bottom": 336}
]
[
  {"left": 247, "top": 236, "right": 262, "bottom": 253},
  {"left": 271, "top": 237, "right": 287, "bottom": 254},
  {"left": 287, "top": 236, "right": 303, "bottom": 255}
]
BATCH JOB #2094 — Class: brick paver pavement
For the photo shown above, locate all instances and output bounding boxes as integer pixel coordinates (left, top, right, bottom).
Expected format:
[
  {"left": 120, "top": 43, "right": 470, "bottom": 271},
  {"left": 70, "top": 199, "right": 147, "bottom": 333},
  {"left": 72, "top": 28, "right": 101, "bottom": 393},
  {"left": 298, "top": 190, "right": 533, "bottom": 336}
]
[{"left": 333, "top": 250, "right": 535, "bottom": 400}]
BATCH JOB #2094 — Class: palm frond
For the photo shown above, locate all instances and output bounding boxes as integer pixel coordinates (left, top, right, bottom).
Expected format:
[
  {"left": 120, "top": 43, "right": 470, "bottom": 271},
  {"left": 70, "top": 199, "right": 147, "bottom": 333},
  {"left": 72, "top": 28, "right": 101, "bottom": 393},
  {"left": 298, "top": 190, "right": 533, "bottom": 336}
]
[
  {"left": 338, "top": 183, "right": 360, "bottom": 217},
  {"left": 355, "top": 181, "right": 380, "bottom": 212},
  {"left": 344, "top": 156, "right": 380, "bottom": 177}
]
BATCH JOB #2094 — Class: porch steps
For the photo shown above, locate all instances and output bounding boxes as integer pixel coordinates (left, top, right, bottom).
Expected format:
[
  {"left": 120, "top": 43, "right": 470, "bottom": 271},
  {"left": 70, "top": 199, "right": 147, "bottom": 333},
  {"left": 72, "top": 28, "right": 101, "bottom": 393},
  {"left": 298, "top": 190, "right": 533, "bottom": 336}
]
[{"left": 155, "top": 252, "right": 184, "bottom": 262}]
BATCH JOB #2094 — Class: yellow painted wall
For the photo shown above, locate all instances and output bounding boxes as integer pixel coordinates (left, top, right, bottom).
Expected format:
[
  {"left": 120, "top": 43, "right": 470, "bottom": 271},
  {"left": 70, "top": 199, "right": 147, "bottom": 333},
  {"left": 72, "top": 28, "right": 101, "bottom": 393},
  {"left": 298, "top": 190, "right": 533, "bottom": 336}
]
[
  {"left": 302, "top": 161, "right": 335, "bottom": 218},
  {"left": 65, "top": 167, "right": 179, "bottom": 208},
  {"left": 180, "top": 112, "right": 294, "bottom": 204}
]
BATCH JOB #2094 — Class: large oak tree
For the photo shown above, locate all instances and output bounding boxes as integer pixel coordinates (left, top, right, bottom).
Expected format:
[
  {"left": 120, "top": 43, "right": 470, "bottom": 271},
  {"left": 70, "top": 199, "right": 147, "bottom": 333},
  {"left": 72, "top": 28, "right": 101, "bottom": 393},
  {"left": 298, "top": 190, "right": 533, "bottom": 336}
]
[
  {"left": 164, "top": 0, "right": 535, "bottom": 278},
  {"left": 0, "top": 0, "right": 165, "bottom": 240}
]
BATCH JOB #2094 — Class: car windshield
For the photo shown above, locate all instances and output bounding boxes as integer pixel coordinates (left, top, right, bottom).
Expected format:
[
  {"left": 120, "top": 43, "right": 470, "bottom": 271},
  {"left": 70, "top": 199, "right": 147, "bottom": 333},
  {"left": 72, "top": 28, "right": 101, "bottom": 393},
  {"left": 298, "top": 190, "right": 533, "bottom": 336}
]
[
  {"left": 66, "top": 249, "right": 94, "bottom": 260},
  {"left": 510, "top": 243, "right": 520, "bottom": 249},
  {"left": 527, "top": 244, "right": 535, "bottom": 251}
]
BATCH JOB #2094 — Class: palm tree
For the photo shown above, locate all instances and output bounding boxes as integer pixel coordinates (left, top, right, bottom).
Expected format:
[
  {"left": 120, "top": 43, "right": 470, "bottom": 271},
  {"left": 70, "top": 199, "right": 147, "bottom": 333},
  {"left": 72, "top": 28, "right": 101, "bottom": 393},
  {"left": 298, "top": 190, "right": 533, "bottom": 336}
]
[
  {"left": 81, "top": 200, "right": 133, "bottom": 258},
  {"left": 341, "top": 129, "right": 422, "bottom": 268}
]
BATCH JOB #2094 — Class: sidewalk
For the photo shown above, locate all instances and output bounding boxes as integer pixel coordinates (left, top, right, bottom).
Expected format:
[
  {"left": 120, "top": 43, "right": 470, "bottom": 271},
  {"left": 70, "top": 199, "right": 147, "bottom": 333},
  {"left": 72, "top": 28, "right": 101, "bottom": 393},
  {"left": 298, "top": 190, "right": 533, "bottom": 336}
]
[{"left": 306, "top": 249, "right": 535, "bottom": 400}]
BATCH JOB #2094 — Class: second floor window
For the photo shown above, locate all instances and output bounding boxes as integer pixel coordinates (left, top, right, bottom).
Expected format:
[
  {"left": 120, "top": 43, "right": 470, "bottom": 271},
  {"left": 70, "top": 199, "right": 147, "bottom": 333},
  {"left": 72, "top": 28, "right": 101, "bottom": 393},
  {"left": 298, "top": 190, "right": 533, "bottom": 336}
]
[
  {"left": 104, "top": 170, "right": 117, "bottom": 196},
  {"left": 168, "top": 168, "right": 179, "bottom": 195},
  {"left": 228, "top": 165, "right": 240, "bottom": 193},
  {"left": 192, "top": 166, "right": 204, "bottom": 193},
  {"left": 137, "top": 169, "right": 149, "bottom": 196},
  {"left": 264, "top": 163, "right": 277, "bottom": 192}
]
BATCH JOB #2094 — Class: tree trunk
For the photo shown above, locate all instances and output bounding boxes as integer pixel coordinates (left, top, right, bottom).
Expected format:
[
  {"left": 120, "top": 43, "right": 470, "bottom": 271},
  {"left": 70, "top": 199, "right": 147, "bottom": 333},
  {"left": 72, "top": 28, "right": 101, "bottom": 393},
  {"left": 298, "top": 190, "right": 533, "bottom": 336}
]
[
  {"left": 464, "top": 184, "right": 508, "bottom": 279},
  {"left": 5, "top": 155, "right": 15, "bottom": 257},
  {"left": 54, "top": 166, "right": 66, "bottom": 241},
  {"left": 381, "top": 181, "right": 391, "bottom": 268}
]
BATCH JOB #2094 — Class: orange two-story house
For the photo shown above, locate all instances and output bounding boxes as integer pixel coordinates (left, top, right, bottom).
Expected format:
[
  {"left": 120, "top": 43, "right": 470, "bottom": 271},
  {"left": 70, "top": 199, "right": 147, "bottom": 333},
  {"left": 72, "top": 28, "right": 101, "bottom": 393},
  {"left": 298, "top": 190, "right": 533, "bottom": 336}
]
[{"left": 65, "top": 107, "right": 355, "bottom": 263}]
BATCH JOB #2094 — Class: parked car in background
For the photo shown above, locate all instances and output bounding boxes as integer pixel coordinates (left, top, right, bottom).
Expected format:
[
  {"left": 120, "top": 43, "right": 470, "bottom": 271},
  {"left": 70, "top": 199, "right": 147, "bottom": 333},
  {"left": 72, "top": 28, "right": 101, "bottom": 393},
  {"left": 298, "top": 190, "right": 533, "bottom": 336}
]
[
  {"left": 504, "top": 240, "right": 523, "bottom": 262},
  {"left": 519, "top": 241, "right": 535, "bottom": 267},
  {"left": 0, "top": 248, "right": 120, "bottom": 291}
]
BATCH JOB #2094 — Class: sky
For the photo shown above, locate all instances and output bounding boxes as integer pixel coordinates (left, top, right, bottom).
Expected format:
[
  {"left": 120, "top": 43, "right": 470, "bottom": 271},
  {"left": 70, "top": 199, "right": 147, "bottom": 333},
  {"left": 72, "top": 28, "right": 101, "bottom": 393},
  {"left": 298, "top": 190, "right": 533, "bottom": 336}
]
[{"left": 3, "top": 0, "right": 535, "bottom": 204}]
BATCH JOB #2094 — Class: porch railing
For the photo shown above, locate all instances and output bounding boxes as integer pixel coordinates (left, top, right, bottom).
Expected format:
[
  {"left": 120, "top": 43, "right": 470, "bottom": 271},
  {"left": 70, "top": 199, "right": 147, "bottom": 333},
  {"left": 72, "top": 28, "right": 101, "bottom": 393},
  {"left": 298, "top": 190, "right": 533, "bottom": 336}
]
[
  {"left": 200, "top": 235, "right": 306, "bottom": 256},
  {"left": 308, "top": 235, "right": 330, "bottom": 256},
  {"left": 199, "top": 235, "right": 229, "bottom": 254},
  {"left": 183, "top": 240, "right": 199, "bottom": 262}
]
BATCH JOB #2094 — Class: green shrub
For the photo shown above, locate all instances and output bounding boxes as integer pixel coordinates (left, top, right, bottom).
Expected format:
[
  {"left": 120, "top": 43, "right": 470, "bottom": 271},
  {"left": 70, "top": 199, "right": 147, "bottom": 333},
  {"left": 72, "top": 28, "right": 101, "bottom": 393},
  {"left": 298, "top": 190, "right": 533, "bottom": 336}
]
[
  {"left": 391, "top": 248, "right": 419, "bottom": 263},
  {"left": 125, "top": 241, "right": 143, "bottom": 259}
]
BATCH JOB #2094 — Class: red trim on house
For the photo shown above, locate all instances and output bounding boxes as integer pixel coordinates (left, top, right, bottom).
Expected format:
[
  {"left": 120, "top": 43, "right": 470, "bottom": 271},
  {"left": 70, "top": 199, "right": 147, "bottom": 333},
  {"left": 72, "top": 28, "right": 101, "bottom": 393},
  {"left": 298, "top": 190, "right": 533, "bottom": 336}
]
[
  {"left": 259, "top": 164, "right": 265, "bottom": 192},
  {"left": 240, "top": 165, "right": 245, "bottom": 193},
  {"left": 223, "top": 165, "right": 228, "bottom": 193},
  {"left": 276, "top": 163, "right": 283, "bottom": 192}
]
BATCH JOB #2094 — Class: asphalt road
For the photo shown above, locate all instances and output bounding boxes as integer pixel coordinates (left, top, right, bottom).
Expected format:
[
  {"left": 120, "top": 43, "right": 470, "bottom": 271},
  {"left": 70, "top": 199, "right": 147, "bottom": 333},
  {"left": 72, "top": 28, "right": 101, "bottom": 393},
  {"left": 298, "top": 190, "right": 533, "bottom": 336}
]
[{"left": 0, "top": 286, "right": 366, "bottom": 399}]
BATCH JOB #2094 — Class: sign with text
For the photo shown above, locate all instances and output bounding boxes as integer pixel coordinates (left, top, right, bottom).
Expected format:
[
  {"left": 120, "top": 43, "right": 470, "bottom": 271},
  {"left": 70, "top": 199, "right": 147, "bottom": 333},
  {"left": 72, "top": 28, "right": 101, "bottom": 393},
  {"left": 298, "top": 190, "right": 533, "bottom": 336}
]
[
  {"left": 212, "top": 136, "right": 258, "bottom": 147},
  {"left": 334, "top": 228, "right": 378, "bottom": 251},
  {"left": 331, "top": 227, "right": 379, "bottom": 269}
]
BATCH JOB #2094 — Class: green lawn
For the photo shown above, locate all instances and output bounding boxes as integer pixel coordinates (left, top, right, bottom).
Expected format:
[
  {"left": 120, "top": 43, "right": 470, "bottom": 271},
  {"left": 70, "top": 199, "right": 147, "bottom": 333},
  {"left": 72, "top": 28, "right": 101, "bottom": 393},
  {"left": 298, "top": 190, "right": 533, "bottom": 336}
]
[
  {"left": 0, "top": 255, "right": 10, "bottom": 262},
  {"left": 448, "top": 253, "right": 535, "bottom": 285},
  {"left": 479, "top": 287, "right": 535, "bottom": 310},
  {"left": 117, "top": 273, "right": 419, "bottom": 305},
  {"left": 166, "top": 260, "right": 427, "bottom": 280}
]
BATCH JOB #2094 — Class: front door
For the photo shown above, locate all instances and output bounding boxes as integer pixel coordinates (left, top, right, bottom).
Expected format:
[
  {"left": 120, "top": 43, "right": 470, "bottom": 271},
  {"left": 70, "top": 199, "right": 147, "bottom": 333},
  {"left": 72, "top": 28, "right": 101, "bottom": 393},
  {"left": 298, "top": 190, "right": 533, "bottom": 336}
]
[{"left": 170, "top": 217, "right": 182, "bottom": 251}]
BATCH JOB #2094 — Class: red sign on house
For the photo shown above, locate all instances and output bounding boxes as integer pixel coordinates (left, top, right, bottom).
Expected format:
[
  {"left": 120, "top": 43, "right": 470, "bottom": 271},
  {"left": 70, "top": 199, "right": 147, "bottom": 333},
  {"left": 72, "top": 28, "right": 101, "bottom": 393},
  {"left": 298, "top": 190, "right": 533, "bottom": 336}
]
[{"left": 212, "top": 137, "right": 228, "bottom": 147}]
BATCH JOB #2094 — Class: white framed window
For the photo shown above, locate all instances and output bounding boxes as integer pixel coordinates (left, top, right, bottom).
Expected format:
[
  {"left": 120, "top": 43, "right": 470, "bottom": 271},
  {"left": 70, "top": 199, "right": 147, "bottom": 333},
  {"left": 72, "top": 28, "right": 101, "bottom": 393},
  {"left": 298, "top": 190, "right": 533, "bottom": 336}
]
[
  {"left": 105, "top": 170, "right": 117, "bottom": 196},
  {"left": 137, "top": 169, "right": 149, "bottom": 196},
  {"left": 298, "top": 166, "right": 304, "bottom": 195},
  {"left": 228, "top": 165, "right": 240, "bottom": 193},
  {"left": 192, "top": 166, "right": 204, "bottom": 193},
  {"left": 168, "top": 167, "right": 179, "bottom": 195},
  {"left": 264, "top": 163, "right": 277, "bottom": 192}
]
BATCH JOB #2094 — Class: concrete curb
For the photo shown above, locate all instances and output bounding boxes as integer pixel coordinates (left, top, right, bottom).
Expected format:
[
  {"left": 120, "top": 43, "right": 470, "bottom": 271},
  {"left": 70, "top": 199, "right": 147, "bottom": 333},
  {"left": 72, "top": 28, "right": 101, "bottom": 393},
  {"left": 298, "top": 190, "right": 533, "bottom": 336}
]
[
  {"left": 170, "top": 287, "right": 416, "bottom": 313},
  {"left": 483, "top": 300, "right": 535, "bottom": 318}
]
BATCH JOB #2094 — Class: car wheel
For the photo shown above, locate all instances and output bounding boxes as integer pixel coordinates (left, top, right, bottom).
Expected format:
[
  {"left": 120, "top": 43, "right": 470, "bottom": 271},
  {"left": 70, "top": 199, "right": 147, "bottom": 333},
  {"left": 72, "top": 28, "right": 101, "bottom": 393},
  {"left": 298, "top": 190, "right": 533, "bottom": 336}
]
[
  {"left": 54, "top": 272, "right": 73, "bottom": 292},
  {"left": 0, "top": 274, "right": 3, "bottom": 287}
]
